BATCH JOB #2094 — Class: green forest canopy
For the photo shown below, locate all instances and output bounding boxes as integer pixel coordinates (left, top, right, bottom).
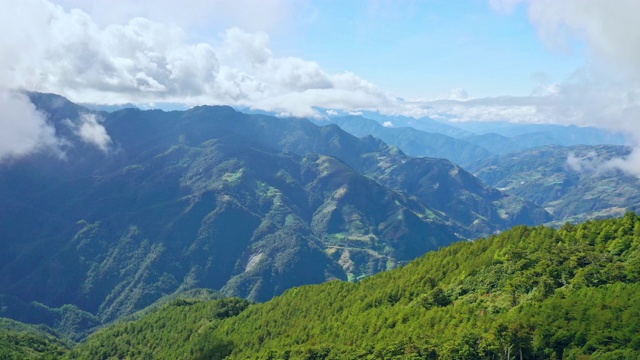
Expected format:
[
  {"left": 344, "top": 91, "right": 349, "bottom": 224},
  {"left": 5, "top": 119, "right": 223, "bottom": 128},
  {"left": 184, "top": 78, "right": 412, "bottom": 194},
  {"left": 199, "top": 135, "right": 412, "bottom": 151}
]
[{"left": 62, "top": 213, "right": 640, "bottom": 359}]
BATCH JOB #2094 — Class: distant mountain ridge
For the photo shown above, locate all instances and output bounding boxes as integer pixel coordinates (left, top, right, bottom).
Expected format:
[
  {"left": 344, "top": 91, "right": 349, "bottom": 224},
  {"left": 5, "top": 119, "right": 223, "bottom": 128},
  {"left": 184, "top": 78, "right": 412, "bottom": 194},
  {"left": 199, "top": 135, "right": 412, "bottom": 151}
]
[
  {"left": 317, "top": 114, "right": 629, "bottom": 163},
  {"left": 312, "top": 116, "right": 494, "bottom": 167}
]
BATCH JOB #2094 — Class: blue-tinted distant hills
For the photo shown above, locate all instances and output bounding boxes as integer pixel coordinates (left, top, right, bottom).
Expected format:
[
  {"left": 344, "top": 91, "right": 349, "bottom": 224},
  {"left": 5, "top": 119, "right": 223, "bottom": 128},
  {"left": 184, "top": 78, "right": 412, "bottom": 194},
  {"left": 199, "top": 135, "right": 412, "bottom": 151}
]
[{"left": 311, "top": 115, "right": 494, "bottom": 167}]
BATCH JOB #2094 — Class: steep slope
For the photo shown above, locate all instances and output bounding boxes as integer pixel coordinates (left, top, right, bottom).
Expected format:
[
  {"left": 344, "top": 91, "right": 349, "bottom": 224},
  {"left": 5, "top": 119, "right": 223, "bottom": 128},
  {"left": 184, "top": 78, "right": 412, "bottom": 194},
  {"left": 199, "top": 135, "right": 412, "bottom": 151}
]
[
  {"left": 0, "top": 133, "right": 450, "bottom": 322},
  {"left": 368, "top": 155, "right": 552, "bottom": 235},
  {"left": 470, "top": 144, "right": 640, "bottom": 223},
  {"left": 69, "top": 213, "right": 640, "bottom": 359}
]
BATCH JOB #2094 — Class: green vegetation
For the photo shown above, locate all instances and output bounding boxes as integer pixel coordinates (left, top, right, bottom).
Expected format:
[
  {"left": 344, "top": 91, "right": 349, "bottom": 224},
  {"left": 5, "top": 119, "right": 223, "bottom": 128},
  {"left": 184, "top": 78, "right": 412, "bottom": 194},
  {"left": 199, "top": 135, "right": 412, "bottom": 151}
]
[
  {"left": 66, "top": 298, "right": 249, "bottom": 359},
  {"left": 0, "top": 296, "right": 100, "bottom": 342},
  {"left": 69, "top": 213, "right": 640, "bottom": 359},
  {"left": 0, "top": 318, "right": 70, "bottom": 359}
]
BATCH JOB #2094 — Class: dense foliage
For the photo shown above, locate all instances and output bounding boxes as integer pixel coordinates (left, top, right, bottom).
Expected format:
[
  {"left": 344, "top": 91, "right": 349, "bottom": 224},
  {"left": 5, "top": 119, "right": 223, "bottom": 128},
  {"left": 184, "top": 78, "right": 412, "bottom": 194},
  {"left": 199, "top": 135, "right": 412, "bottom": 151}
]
[
  {"left": 70, "top": 213, "right": 640, "bottom": 359},
  {"left": 0, "top": 319, "right": 69, "bottom": 359},
  {"left": 66, "top": 298, "right": 249, "bottom": 359}
]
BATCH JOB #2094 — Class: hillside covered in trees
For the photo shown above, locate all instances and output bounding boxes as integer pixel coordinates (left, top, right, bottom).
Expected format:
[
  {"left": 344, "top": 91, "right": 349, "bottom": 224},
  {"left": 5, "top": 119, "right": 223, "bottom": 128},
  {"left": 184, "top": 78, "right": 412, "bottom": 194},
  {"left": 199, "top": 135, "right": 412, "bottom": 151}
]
[{"left": 55, "top": 213, "right": 640, "bottom": 359}]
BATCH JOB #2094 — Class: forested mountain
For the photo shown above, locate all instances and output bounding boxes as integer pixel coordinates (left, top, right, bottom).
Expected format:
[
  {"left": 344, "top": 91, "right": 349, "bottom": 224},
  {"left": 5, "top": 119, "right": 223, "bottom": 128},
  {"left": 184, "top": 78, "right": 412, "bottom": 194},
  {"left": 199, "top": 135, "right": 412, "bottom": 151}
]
[
  {"left": 65, "top": 213, "right": 640, "bottom": 359},
  {"left": 0, "top": 93, "right": 548, "bottom": 338},
  {"left": 470, "top": 144, "right": 640, "bottom": 224}
]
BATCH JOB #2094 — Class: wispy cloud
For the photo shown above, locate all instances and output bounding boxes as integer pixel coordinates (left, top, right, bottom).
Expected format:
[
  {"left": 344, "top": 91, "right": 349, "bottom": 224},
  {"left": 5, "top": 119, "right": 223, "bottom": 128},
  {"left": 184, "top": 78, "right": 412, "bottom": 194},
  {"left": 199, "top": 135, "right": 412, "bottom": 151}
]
[
  {"left": 0, "top": 90, "right": 61, "bottom": 162},
  {"left": 75, "top": 114, "right": 112, "bottom": 152}
]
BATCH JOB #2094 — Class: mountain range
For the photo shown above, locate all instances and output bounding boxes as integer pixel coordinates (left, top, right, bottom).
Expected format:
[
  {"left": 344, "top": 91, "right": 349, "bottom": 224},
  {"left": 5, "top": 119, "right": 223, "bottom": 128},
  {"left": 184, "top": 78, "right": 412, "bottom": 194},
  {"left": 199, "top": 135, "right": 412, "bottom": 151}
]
[
  {"left": 0, "top": 93, "right": 551, "bottom": 338},
  {"left": 1, "top": 92, "right": 639, "bottom": 359}
]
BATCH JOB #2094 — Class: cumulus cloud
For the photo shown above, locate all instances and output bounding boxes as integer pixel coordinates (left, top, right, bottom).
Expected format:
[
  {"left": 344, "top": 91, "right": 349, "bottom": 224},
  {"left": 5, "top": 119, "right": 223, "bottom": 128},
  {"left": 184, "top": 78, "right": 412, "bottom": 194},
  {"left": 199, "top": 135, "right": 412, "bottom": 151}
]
[
  {"left": 383, "top": 121, "right": 394, "bottom": 127},
  {"left": 0, "top": 1, "right": 394, "bottom": 118},
  {"left": 213, "top": 27, "right": 395, "bottom": 117},
  {"left": 449, "top": 88, "right": 469, "bottom": 101},
  {"left": 0, "top": 1, "right": 222, "bottom": 104},
  {"left": 604, "top": 149, "right": 640, "bottom": 177},
  {"left": 0, "top": 89, "right": 60, "bottom": 162}
]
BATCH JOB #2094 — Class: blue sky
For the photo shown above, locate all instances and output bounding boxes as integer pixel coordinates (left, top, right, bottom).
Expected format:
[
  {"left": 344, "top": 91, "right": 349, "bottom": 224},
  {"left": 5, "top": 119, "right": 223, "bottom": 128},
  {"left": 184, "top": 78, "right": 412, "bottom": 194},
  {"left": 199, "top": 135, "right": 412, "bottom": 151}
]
[
  {"left": 271, "top": 1, "right": 584, "bottom": 99},
  {"left": 12, "top": 0, "right": 589, "bottom": 104}
]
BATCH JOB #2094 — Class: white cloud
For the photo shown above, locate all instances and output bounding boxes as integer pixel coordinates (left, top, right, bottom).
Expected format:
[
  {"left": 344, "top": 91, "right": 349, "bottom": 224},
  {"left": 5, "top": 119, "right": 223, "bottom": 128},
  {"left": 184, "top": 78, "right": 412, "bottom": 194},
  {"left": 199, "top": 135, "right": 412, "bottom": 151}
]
[
  {"left": 76, "top": 114, "right": 112, "bottom": 152},
  {"left": 449, "top": 88, "right": 469, "bottom": 101},
  {"left": 604, "top": 148, "right": 640, "bottom": 177},
  {"left": 492, "top": 0, "right": 640, "bottom": 176},
  {"left": 383, "top": 121, "right": 394, "bottom": 127},
  {"left": 0, "top": 1, "right": 221, "bottom": 104},
  {"left": 524, "top": 0, "right": 640, "bottom": 76},
  {"left": 567, "top": 149, "right": 640, "bottom": 178},
  {"left": 484, "top": 1, "right": 640, "bottom": 132},
  {"left": 216, "top": 27, "right": 395, "bottom": 117},
  {"left": 566, "top": 151, "right": 599, "bottom": 174},
  {"left": 0, "top": 89, "right": 61, "bottom": 162},
  {"left": 0, "top": 1, "right": 394, "bottom": 120},
  {"left": 223, "top": 27, "right": 273, "bottom": 65}
]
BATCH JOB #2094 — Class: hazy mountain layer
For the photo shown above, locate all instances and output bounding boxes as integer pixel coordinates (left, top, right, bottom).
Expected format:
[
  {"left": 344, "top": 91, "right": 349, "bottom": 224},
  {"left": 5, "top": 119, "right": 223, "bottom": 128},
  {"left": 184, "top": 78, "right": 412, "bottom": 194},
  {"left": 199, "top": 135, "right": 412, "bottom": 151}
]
[{"left": 315, "top": 116, "right": 494, "bottom": 167}]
